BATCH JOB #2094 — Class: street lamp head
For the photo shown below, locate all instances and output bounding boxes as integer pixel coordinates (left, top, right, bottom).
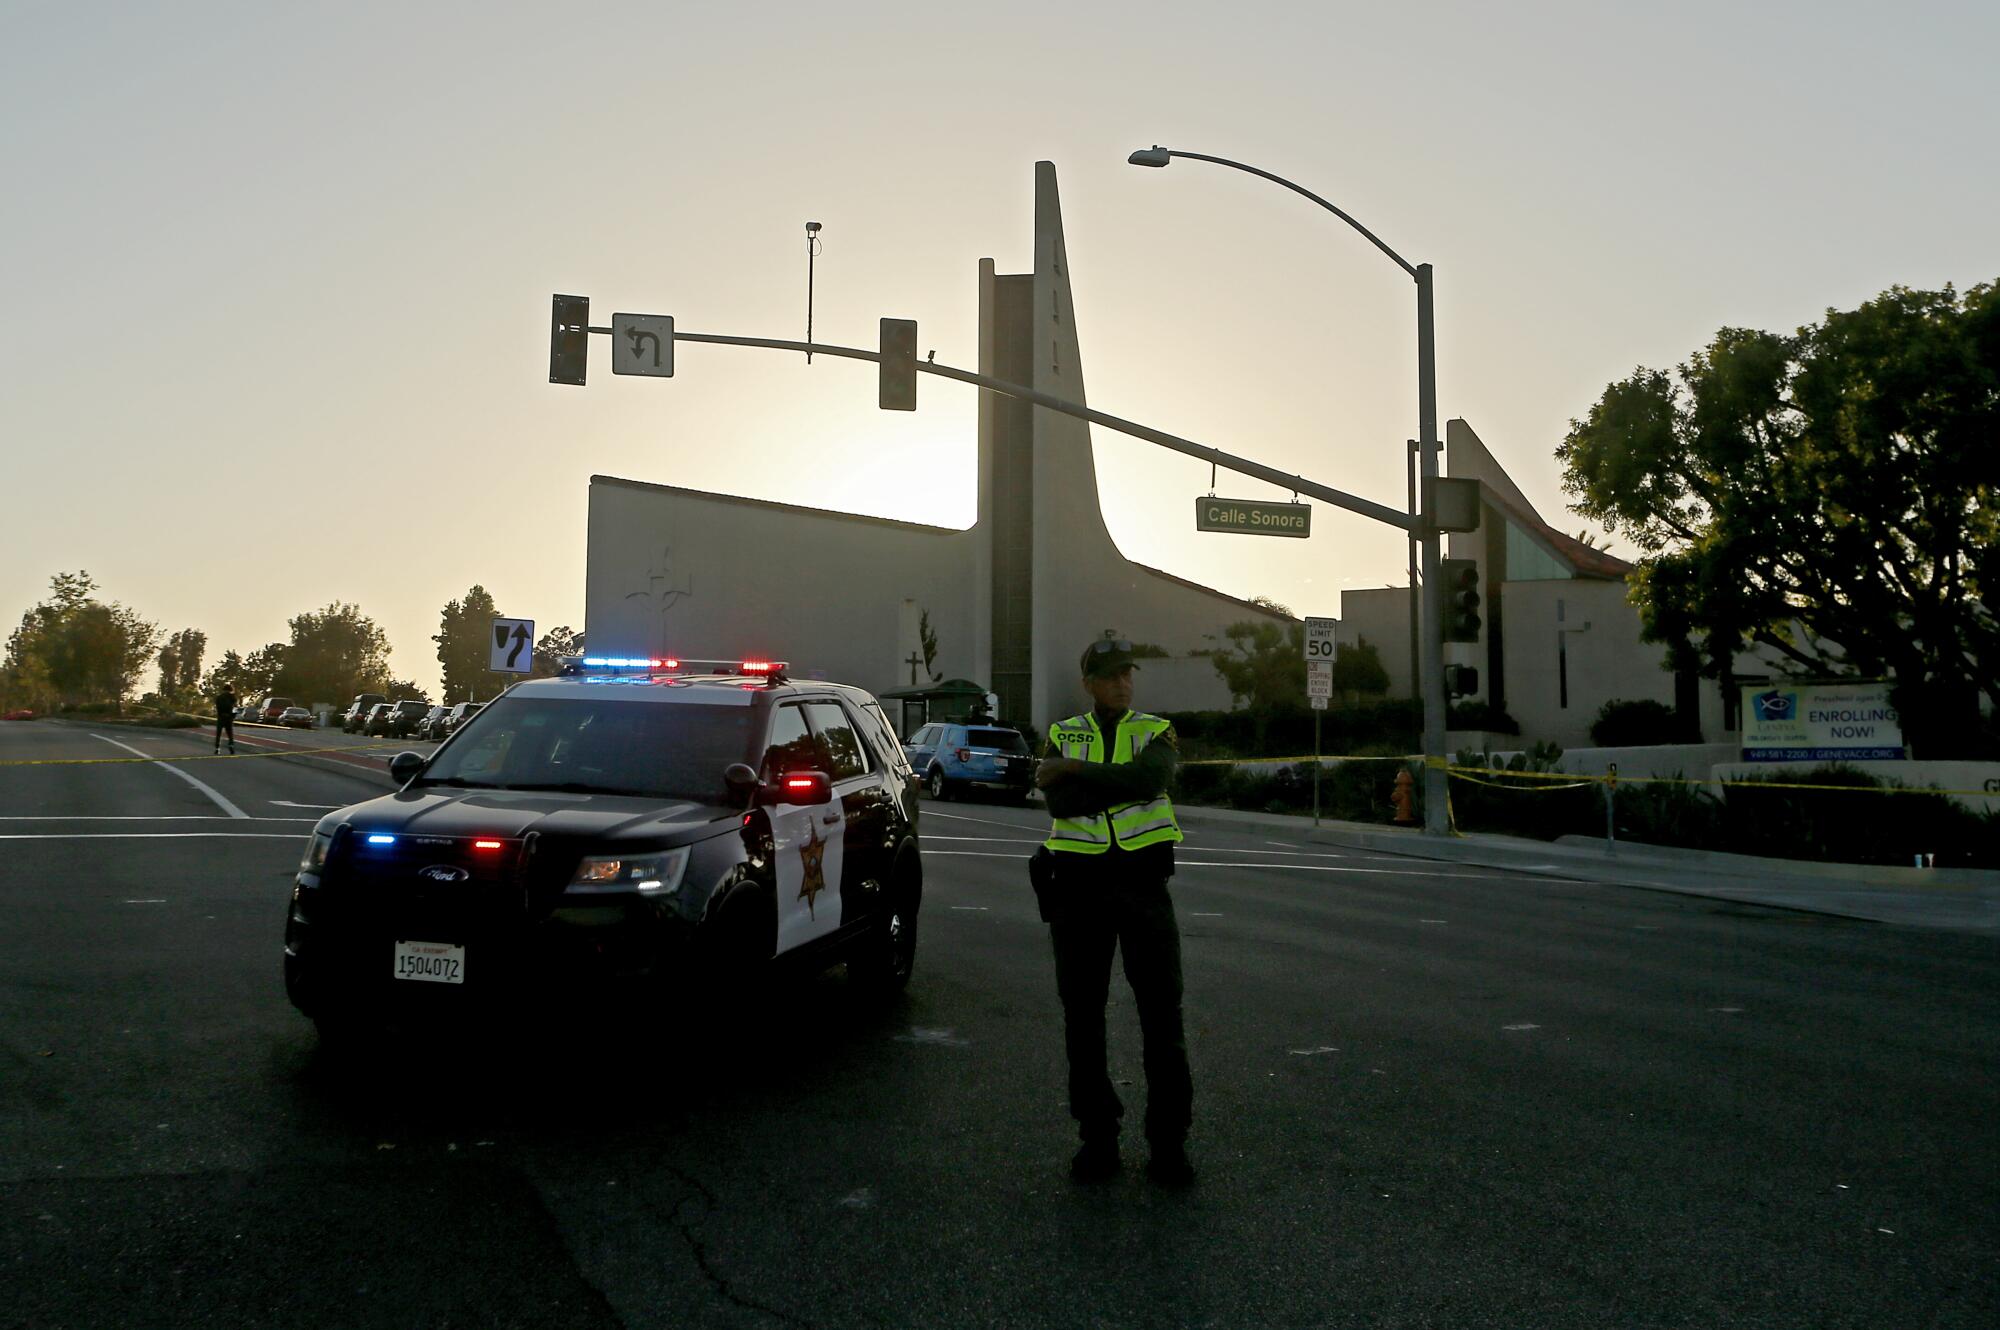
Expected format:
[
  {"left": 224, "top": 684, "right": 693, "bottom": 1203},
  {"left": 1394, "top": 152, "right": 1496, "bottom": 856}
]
[
  {"left": 805, "top": 220, "right": 822, "bottom": 233},
  {"left": 1126, "top": 147, "right": 1172, "bottom": 168}
]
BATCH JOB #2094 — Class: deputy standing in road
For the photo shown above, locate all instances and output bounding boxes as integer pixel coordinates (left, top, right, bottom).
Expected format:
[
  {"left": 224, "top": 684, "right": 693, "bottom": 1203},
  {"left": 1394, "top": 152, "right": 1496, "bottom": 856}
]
[
  {"left": 1035, "top": 638, "right": 1194, "bottom": 1185},
  {"left": 213, "top": 685, "right": 237, "bottom": 754}
]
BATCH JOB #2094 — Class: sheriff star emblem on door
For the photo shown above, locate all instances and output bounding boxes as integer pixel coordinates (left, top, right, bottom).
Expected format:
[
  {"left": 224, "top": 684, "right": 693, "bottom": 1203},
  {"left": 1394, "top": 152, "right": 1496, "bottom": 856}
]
[{"left": 798, "top": 820, "right": 828, "bottom": 917}]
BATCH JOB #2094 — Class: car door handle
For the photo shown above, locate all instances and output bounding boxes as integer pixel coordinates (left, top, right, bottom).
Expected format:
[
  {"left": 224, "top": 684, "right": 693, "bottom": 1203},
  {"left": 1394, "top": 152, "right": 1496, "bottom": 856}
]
[{"left": 821, "top": 813, "right": 841, "bottom": 826}]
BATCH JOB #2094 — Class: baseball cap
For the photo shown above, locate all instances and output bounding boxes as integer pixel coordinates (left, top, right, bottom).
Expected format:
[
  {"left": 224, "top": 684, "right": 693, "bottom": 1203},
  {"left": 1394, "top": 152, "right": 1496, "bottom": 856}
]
[{"left": 1080, "top": 638, "right": 1140, "bottom": 677}]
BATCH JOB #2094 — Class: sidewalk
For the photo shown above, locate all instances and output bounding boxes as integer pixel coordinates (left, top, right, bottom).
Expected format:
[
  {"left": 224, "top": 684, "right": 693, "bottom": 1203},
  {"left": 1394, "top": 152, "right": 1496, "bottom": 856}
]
[{"left": 1175, "top": 803, "right": 2000, "bottom": 934}]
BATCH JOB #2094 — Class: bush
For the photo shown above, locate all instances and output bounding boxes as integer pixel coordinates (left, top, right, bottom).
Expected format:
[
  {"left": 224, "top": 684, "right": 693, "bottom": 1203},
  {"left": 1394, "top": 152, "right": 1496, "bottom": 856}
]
[
  {"left": 1174, "top": 757, "right": 1410, "bottom": 824},
  {"left": 1445, "top": 744, "right": 1599, "bottom": 842},
  {"left": 1158, "top": 699, "right": 1420, "bottom": 761},
  {"left": 1447, "top": 701, "right": 1519, "bottom": 735},
  {"left": 1719, "top": 765, "right": 1996, "bottom": 867},
  {"left": 1589, "top": 698, "right": 1695, "bottom": 747}
]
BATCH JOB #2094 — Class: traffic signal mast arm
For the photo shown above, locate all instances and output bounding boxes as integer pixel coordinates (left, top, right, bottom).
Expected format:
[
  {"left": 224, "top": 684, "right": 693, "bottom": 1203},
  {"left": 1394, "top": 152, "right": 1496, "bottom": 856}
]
[{"left": 657, "top": 328, "right": 1416, "bottom": 534}]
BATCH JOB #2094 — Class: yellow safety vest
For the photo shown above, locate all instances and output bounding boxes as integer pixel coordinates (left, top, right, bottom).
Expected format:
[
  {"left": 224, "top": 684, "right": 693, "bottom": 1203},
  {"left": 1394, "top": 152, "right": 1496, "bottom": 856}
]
[{"left": 1043, "top": 710, "right": 1183, "bottom": 855}]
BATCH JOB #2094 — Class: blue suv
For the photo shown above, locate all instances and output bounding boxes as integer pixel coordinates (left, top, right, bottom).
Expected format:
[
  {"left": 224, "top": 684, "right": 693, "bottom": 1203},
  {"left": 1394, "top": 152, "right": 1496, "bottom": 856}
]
[{"left": 904, "top": 722, "right": 1035, "bottom": 803}]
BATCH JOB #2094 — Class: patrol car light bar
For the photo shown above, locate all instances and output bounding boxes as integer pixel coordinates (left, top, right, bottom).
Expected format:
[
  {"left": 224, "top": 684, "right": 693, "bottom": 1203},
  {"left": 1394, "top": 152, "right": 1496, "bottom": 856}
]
[{"left": 559, "top": 655, "right": 788, "bottom": 680}]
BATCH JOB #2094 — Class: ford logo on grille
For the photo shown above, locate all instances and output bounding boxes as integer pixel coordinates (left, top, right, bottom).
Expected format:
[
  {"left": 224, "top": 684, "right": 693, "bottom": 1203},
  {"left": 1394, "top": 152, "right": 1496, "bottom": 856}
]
[{"left": 419, "top": 865, "right": 470, "bottom": 883}]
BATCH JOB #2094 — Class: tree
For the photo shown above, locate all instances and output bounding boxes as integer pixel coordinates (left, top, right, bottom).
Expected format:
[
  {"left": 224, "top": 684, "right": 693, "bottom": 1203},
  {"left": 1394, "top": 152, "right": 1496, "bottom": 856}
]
[
  {"left": 1211, "top": 618, "right": 1306, "bottom": 752},
  {"left": 1, "top": 571, "right": 157, "bottom": 710},
  {"left": 1557, "top": 280, "right": 2000, "bottom": 757},
  {"left": 1331, "top": 636, "right": 1391, "bottom": 702},
  {"left": 272, "top": 603, "right": 391, "bottom": 705},
  {"left": 199, "top": 649, "right": 256, "bottom": 702},
  {"left": 240, "top": 644, "right": 288, "bottom": 699},
  {"left": 918, "top": 609, "right": 943, "bottom": 684},
  {"left": 155, "top": 628, "right": 207, "bottom": 702},
  {"left": 531, "top": 625, "right": 584, "bottom": 678},
  {"left": 385, "top": 678, "right": 432, "bottom": 704},
  {"left": 434, "top": 585, "right": 502, "bottom": 703}
]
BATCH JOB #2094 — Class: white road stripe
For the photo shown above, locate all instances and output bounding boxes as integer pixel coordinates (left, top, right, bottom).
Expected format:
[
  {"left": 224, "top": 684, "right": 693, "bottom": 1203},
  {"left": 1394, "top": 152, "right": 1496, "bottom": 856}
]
[
  {"left": 0, "top": 815, "right": 314, "bottom": 822},
  {"left": 925, "top": 834, "right": 1045, "bottom": 844},
  {"left": 0, "top": 832, "right": 304, "bottom": 840},
  {"left": 920, "top": 849, "right": 1512, "bottom": 879},
  {"left": 90, "top": 734, "right": 248, "bottom": 820}
]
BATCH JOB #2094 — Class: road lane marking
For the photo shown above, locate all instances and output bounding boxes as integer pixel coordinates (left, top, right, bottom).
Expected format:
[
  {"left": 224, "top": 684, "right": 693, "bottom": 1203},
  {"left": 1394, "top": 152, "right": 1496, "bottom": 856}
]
[
  {"left": 924, "top": 810, "right": 1044, "bottom": 831},
  {"left": 924, "top": 850, "right": 1033, "bottom": 860},
  {"left": 91, "top": 734, "right": 248, "bottom": 818},
  {"left": 926, "top": 834, "right": 1046, "bottom": 844},
  {"left": 0, "top": 815, "right": 313, "bottom": 822},
  {"left": 1502, "top": 1023, "right": 1541, "bottom": 1031},
  {"left": 948, "top": 906, "right": 990, "bottom": 911},
  {"left": 270, "top": 800, "right": 345, "bottom": 810},
  {"left": 919, "top": 850, "right": 1517, "bottom": 880},
  {"left": 0, "top": 832, "right": 304, "bottom": 840},
  {"left": 1190, "top": 911, "right": 1222, "bottom": 916},
  {"left": 125, "top": 899, "right": 167, "bottom": 904}
]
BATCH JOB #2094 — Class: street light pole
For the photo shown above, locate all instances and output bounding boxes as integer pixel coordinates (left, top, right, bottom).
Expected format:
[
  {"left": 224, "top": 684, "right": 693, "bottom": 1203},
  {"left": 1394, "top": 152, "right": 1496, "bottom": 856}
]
[{"left": 1129, "top": 145, "right": 1451, "bottom": 833}]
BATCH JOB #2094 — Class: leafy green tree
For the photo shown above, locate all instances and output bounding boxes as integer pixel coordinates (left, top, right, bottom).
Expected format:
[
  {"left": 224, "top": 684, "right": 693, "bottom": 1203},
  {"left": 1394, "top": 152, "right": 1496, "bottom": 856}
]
[
  {"left": 275, "top": 603, "right": 391, "bottom": 705},
  {"left": 1212, "top": 617, "right": 1305, "bottom": 752},
  {"left": 531, "top": 625, "right": 584, "bottom": 678},
  {"left": 199, "top": 650, "right": 256, "bottom": 703},
  {"left": 2, "top": 571, "right": 157, "bottom": 710},
  {"left": 1331, "top": 636, "right": 1391, "bottom": 702},
  {"left": 240, "top": 644, "right": 288, "bottom": 699},
  {"left": 434, "top": 585, "right": 502, "bottom": 703},
  {"left": 385, "top": 678, "right": 432, "bottom": 704},
  {"left": 918, "top": 609, "right": 943, "bottom": 684},
  {"left": 1558, "top": 280, "right": 2000, "bottom": 757},
  {"left": 155, "top": 628, "right": 207, "bottom": 704}
]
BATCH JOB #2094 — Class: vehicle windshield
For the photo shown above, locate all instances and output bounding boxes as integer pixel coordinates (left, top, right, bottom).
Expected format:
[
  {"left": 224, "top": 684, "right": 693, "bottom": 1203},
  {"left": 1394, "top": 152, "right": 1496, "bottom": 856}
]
[
  {"left": 416, "top": 696, "right": 758, "bottom": 803},
  {"left": 968, "top": 727, "right": 1031, "bottom": 754}
]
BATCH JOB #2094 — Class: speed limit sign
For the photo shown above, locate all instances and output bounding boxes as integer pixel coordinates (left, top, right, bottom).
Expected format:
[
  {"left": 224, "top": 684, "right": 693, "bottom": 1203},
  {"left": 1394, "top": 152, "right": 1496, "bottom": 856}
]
[{"left": 1305, "top": 616, "right": 1336, "bottom": 700}]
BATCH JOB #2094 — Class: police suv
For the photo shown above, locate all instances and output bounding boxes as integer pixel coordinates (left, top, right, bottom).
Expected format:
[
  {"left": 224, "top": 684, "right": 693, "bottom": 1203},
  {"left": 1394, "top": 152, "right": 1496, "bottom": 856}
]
[{"left": 283, "top": 657, "right": 923, "bottom": 1039}]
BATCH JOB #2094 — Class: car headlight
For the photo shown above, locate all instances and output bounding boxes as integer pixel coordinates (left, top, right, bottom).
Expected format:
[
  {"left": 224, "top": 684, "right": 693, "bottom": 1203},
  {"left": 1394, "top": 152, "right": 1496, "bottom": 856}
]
[
  {"left": 301, "top": 831, "right": 333, "bottom": 873},
  {"left": 568, "top": 846, "right": 691, "bottom": 894}
]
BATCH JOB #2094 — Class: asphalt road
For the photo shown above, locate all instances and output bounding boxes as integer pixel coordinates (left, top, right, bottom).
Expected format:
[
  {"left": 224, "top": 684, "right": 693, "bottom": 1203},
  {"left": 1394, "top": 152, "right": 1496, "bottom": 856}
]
[{"left": 2, "top": 718, "right": 1995, "bottom": 1329}]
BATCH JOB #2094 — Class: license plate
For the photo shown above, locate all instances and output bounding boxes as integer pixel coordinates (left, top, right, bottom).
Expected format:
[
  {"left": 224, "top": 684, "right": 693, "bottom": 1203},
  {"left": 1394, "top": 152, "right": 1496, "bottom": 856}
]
[{"left": 393, "top": 940, "right": 465, "bottom": 985}]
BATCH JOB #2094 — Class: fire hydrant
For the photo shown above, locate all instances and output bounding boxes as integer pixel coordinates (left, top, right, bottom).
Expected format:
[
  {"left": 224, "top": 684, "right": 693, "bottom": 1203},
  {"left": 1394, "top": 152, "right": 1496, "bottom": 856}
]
[{"left": 1391, "top": 767, "right": 1418, "bottom": 825}]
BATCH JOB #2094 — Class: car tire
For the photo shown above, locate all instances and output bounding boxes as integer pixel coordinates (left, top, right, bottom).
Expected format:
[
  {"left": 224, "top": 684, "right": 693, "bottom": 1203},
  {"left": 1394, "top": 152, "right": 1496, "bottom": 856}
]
[
  {"left": 849, "top": 866, "right": 919, "bottom": 995},
  {"left": 925, "top": 767, "right": 947, "bottom": 801}
]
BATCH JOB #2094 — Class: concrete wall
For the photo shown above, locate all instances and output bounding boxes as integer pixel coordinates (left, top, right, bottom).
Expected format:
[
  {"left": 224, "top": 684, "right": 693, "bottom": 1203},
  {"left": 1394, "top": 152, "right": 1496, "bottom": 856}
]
[
  {"left": 1340, "top": 586, "right": 1418, "bottom": 701},
  {"left": 583, "top": 478, "right": 978, "bottom": 706},
  {"left": 1499, "top": 579, "right": 1673, "bottom": 748}
]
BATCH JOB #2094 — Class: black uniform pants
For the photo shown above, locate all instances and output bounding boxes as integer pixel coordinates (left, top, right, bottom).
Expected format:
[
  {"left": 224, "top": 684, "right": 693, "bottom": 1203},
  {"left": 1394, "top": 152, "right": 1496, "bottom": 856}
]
[
  {"left": 1048, "top": 849, "right": 1191, "bottom": 1147},
  {"left": 214, "top": 714, "right": 234, "bottom": 752}
]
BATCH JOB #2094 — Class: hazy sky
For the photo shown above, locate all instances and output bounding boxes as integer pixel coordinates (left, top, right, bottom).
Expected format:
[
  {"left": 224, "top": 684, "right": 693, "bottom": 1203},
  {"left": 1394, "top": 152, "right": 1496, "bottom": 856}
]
[{"left": 4, "top": 1, "right": 1994, "bottom": 700}]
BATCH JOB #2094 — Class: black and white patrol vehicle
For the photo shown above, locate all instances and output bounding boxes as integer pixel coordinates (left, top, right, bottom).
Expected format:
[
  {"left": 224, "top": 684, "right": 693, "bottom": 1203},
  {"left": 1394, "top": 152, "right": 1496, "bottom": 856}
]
[{"left": 282, "top": 657, "right": 923, "bottom": 1039}]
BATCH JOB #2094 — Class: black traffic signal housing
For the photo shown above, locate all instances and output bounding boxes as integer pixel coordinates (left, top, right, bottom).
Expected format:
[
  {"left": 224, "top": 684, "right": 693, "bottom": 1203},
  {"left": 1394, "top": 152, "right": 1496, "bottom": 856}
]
[
  {"left": 550, "top": 295, "right": 589, "bottom": 386},
  {"left": 1444, "top": 663, "right": 1480, "bottom": 698},
  {"left": 879, "top": 318, "right": 917, "bottom": 411},
  {"left": 1442, "top": 558, "right": 1482, "bottom": 643}
]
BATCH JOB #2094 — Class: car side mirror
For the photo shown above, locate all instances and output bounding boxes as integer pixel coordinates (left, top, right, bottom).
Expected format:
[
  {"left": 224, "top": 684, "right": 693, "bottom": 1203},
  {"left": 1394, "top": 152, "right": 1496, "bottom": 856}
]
[
  {"left": 775, "top": 770, "right": 832, "bottom": 806},
  {"left": 724, "top": 762, "right": 760, "bottom": 805},
  {"left": 388, "top": 751, "right": 425, "bottom": 786}
]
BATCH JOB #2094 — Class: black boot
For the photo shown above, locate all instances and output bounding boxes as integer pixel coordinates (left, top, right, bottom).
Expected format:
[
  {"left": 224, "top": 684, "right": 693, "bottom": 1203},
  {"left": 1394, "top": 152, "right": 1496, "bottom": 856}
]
[
  {"left": 1146, "top": 1141, "right": 1195, "bottom": 1186},
  {"left": 1070, "top": 1138, "right": 1120, "bottom": 1183}
]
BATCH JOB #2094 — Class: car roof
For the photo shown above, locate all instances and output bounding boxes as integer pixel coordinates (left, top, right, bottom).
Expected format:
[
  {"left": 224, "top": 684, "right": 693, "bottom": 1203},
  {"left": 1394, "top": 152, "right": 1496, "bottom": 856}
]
[{"left": 504, "top": 670, "right": 880, "bottom": 709}]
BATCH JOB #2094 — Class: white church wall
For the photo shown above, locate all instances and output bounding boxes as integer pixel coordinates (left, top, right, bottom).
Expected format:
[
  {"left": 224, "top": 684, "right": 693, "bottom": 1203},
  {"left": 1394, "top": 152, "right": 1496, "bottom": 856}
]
[{"left": 584, "top": 478, "right": 979, "bottom": 705}]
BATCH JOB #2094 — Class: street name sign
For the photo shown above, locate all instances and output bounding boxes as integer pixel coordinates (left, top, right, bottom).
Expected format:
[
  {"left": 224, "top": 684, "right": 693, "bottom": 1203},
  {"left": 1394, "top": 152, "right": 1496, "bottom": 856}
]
[
  {"left": 612, "top": 313, "right": 674, "bottom": 377},
  {"left": 491, "top": 618, "right": 535, "bottom": 673},
  {"left": 1195, "top": 497, "right": 1312, "bottom": 538}
]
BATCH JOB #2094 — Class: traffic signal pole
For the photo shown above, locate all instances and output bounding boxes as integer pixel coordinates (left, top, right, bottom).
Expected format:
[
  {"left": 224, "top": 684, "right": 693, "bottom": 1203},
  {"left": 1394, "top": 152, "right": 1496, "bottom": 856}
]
[{"left": 1416, "top": 265, "right": 1449, "bottom": 835}]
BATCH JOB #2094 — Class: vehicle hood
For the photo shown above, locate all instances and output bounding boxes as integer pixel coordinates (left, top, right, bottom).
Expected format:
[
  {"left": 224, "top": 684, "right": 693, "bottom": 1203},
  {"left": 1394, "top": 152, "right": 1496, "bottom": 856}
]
[{"left": 332, "top": 787, "right": 737, "bottom": 845}]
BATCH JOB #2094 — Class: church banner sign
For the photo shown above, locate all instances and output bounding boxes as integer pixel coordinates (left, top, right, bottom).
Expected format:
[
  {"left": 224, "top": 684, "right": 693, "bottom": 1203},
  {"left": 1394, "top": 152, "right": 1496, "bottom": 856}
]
[
  {"left": 1741, "top": 681, "right": 1905, "bottom": 762},
  {"left": 1195, "top": 497, "right": 1312, "bottom": 538}
]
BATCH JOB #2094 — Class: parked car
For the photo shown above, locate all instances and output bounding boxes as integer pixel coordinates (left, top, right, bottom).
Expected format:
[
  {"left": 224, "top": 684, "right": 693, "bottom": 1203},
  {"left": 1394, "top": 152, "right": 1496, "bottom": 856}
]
[
  {"left": 342, "top": 693, "right": 387, "bottom": 733},
  {"left": 2, "top": 708, "right": 33, "bottom": 721},
  {"left": 360, "top": 703, "right": 396, "bottom": 736},
  {"left": 237, "top": 703, "right": 261, "bottom": 723},
  {"left": 903, "top": 721, "right": 1035, "bottom": 802},
  {"left": 417, "top": 705, "right": 451, "bottom": 741},
  {"left": 279, "top": 707, "right": 315, "bottom": 729},
  {"left": 381, "top": 699, "right": 432, "bottom": 739},
  {"left": 442, "top": 701, "right": 483, "bottom": 736},
  {"left": 258, "top": 696, "right": 296, "bottom": 724}
]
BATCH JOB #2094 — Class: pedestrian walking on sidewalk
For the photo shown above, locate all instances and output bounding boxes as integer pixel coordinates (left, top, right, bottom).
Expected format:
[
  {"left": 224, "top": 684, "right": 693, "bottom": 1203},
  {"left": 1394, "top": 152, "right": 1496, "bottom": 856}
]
[{"left": 1033, "top": 636, "right": 1194, "bottom": 1186}]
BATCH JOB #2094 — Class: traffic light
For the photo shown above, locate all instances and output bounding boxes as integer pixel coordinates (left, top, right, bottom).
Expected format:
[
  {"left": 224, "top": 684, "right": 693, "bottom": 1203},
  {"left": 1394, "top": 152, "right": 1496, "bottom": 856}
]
[
  {"left": 1442, "top": 558, "right": 1482, "bottom": 643},
  {"left": 1444, "top": 663, "right": 1480, "bottom": 698},
  {"left": 879, "top": 318, "right": 917, "bottom": 411},
  {"left": 550, "top": 295, "right": 589, "bottom": 386}
]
